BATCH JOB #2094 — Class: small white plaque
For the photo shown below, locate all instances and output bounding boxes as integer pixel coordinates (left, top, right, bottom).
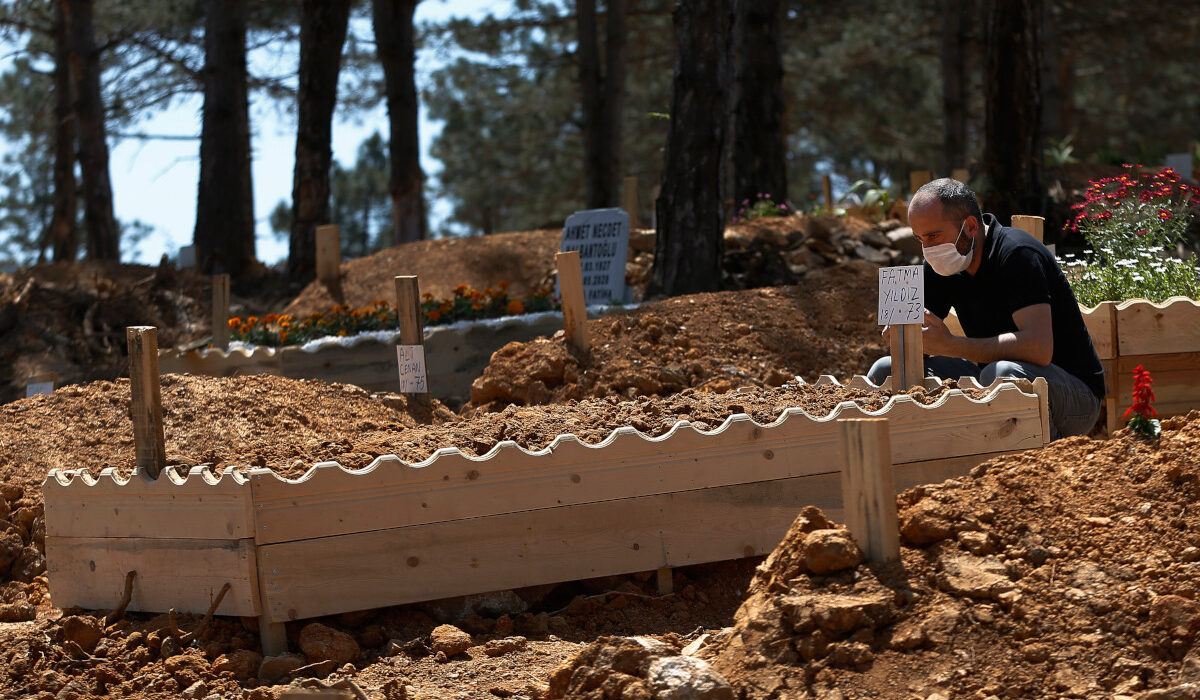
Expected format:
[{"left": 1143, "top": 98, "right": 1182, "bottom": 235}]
[
  {"left": 25, "top": 381, "right": 54, "bottom": 398},
  {"left": 396, "top": 344, "right": 428, "bottom": 394},
  {"left": 878, "top": 265, "right": 924, "bottom": 326},
  {"left": 559, "top": 208, "right": 630, "bottom": 304}
]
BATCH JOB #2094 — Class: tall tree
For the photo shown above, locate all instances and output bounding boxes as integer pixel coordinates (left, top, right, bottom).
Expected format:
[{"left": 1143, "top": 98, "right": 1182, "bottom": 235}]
[
  {"left": 648, "top": 0, "right": 732, "bottom": 298},
  {"left": 63, "top": 0, "right": 117, "bottom": 260},
  {"left": 50, "top": 0, "right": 77, "bottom": 262},
  {"left": 194, "top": 0, "right": 256, "bottom": 277},
  {"left": 732, "top": 0, "right": 785, "bottom": 206},
  {"left": 940, "top": 0, "right": 971, "bottom": 177},
  {"left": 373, "top": 0, "right": 425, "bottom": 244},
  {"left": 980, "top": 0, "right": 1044, "bottom": 221},
  {"left": 288, "top": 0, "right": 351, "bottom": 283},
  {"left": 577, "top": 0, "right": 627, "bottom": 209}
]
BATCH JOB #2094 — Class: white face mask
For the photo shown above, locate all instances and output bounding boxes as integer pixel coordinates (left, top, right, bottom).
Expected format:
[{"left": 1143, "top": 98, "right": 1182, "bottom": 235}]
[{"left": 923, "top": 219, "right": 974, "bottom": 276}]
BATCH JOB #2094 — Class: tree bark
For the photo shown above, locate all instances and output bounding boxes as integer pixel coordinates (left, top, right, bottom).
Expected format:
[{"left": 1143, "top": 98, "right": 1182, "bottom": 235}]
[
  {"left": 981, "top": 0, "right": 1044, "bottom": 222},
  {"left": 288, "top": 0, "right": 351, "bottom": 283},
  {"left": 578, "top": 0, "right": 627, "bottom": 210},
  {"left": 62, "top": 0, "right": 117, "bottom": 261},
  {"left": 373, "top": 0, "right": 425, "bottom": 244},
  {"left": 194, "top": 0, "right": 256, "bottom": 277},
  {"left": 601, "top": 0, "right": 626, "bottom": 210},
  {"left": 732, "top": 0, "right": 786, "bottom": 206},
  {"left": 648, "top": 0, "right": 733, "bottom": 298},
  {"left": 51, "top": 0, "right": 78, "bottom": 263},
  {"left": 940, "top": 0, "right": 970, "bottom": 177}
]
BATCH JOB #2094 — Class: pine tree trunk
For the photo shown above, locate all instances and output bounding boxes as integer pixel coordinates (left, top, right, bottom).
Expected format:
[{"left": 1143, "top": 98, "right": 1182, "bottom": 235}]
[
  {"left": 373, "top": 0, "right": 426, "bottom": 244},
  {"left": 62, "top": 0, "right": 117, "bottom": 261},
  {"left": 194, "top": 0, "right": 256, "bottom": 277},
  {"left": 601, "top": 0, "right": 626, "bottom": 209},
  {"left": 52, "top": 0, "right": 78, "bottom": 263},
  {"left": 578, "top": 0, "right": 626, "bottom": 210},
  {"left": 732, "top": 0, "right": 786, "bottom": 207},
  {"left": 941, "top": 0, "right": 970, "bottom": 177},
  {"left": 648, "top": 0, "right": 733, "bottom": 298},
  {"left": 288, "top": 0, "right": 351, "bottom": 283},
  {"left": 981, "top": 0, "right": 1044, "bottom": 222}
]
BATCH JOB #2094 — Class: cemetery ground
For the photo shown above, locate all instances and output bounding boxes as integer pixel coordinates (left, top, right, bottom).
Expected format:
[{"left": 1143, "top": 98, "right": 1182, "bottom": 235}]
[{"left": 2, "top": 212, "right": 1200, "bottom": 698}]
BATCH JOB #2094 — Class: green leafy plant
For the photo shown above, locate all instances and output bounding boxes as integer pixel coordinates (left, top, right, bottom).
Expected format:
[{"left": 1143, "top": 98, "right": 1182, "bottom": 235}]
[
  {"left": 732, "top": 193, "right": 790, "bottom": 223},
  {"left": 1044, "top": 133, "right": 1080, "bottom": 167},
  {"left": 837, "top": 179, "right": 892, "bottom": 221},
  {"left": 1060, "top": 165, "right": 1200, "bottom": 305}
]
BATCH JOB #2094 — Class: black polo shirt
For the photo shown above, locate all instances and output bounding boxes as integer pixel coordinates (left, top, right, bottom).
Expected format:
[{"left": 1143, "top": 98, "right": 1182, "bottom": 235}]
[{"left": 924, "top": 213, "right": 1106, "bottom": 399}]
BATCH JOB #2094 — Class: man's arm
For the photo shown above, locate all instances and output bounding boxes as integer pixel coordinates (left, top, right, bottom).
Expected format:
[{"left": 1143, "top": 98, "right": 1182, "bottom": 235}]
[{"left": 921, "top": 303, "right": 1054, "bottom": 365}]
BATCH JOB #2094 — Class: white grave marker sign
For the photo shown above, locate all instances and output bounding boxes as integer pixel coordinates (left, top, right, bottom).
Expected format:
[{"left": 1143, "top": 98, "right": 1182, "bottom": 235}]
[
  {"left": 395, "top": 345, "right": 428, "bottom": 394},
  {"left": 559, "top": 208, "right": 630, "bottom": 304},
  {"left": 25, "top": 381, "right": 54, "bottom": 398},
  {"left": 878, "top": 265, "right": 924, "bottom": 326}
]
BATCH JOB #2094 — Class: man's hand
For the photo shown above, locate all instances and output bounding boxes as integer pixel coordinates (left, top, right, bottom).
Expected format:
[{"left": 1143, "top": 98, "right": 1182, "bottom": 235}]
[{"left": 921, "top": 310, "right": 953, "bottom": 355}]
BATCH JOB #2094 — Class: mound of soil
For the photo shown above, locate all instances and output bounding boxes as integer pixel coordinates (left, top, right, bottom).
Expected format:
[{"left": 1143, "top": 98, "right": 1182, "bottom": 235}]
[
  {"left": 700, "top": 410, "right": 1200, "bottom": 699},
  {"left": 465, "top": 261, "right": 886, "bottom": 414}
]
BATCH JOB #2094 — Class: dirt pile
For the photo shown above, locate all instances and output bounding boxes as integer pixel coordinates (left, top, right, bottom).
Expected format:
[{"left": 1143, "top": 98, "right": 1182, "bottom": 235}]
[
  {"left": 695, "top": 410, "right": 1200, "bottom": 699},
  {"left": 465, "top": 261, "right": 886, "bottom": 414}
]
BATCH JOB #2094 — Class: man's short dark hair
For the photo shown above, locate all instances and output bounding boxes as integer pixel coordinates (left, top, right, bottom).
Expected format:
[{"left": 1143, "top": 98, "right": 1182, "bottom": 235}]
[{"left": 914, "top": 177, "right": 983, "bottom": 226}]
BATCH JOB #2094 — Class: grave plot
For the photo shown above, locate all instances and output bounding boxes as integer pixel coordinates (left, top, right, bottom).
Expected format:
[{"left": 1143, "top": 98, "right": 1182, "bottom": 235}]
[{"left": 42, "top": 374, "right": 1048, "bottom": 656}]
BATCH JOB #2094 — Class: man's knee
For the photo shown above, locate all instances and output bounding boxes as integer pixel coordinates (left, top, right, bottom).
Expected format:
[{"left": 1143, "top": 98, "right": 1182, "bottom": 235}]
[
  {"left": 867, "top": 356, "right": 892, "bottom": 385},
  {"left": 981, "top": 359, "right": 1033, "bottom": 384}
]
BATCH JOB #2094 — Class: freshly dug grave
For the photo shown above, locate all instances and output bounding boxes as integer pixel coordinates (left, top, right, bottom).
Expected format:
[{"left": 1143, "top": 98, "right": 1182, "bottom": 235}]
[
  {"left": 465, "top": 261, "right": 887, "bottom": 415},
  {"left": 0, "top": 371, "right": 964, "bottom": 698}
]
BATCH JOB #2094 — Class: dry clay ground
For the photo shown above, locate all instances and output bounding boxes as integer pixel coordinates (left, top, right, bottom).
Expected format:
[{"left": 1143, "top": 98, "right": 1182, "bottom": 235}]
[{"left": 2, "top": 371, "right": 1200, "bottom": 699}]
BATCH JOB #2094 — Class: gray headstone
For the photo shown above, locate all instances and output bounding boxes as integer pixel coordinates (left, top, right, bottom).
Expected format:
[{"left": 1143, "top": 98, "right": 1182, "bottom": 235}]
[
  {"left": 1166, "top": 152, "right": 1194, "bottom": 181},
  {"left": 559, "top": 208, "right": 630, "bottom": 305},
  {"left": 178, "top": 245, "right": 196, "bottom": 269}
]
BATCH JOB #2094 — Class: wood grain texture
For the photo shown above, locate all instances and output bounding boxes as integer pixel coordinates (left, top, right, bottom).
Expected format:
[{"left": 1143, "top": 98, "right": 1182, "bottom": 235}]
[
  {"left": 889, "top": 323, "right": 924, "bottom": 390},
  {"left": 315, "top": 225, "right": 340, "bottom": 290},
  {"left": 43, "top": 466, "right": 253, "bottom": 540},
  {"left": 838, "top": 419, "right": 899, "bottom": 562},
  {"left": 556, "top": 250, "right": 589, "bottom": 352},
  {"left": 1115, "top": 297, "right": 1200, "bottom": 357},
  {"left": 1011, "top": 215, "right": 1044, "bottom": 242},
  {"left": 46, "top": 536, "right": 260, "bottom": 616},
  {"left": 248, "top": 384, "right": 1044, "bottom": 545},
  {"left": 257, "top": 452, "right": 1013, "bottom": 622},
  {"left": 212, "top": 273, "right": 230, "bottom": 350},
  {"left": 126, "top": 326, "right": 166, "bottom": 478}
]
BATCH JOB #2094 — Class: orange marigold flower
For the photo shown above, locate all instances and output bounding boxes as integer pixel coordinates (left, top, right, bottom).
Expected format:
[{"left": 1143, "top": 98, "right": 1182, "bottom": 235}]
[
  {"left": 228, "top": 317, "right": 241, "bottom": 329},
  {"left": 498, "top": 280, "right": 509, "bottom": 289},
  {"left": 471, "top": 302, "right": 484, "bottom": 311},
  {"left": 421, "top": 292, "right": 434, "bottom": 302},
  {"left": 332, "top": 304, "right": 350, "bottom": 313},
  {"left": 239, "top": 324, "right": 251, "bottom": 335},
  {"left": 281, "top": 321, "right": 291, "bottom": 329},
  {"left": 372, "top": 299, "right": 389, "bottom": 308},
  {"left": 506, "top": 299, "right": 525, "bottom": 315},
  {"left": 337, "top": 329, "right": 348, "bottom": 337},
  {"left": 428, "top": 310, "right": 441, "bottom": 322},
  {"left": 279, "top": 330, "right": 288, "bottom": 343},
  {"left": 454, "top": 283, "right": 470, "bottom": 294},
  {"left": 263, "top": 313, "right": 279, "bottom": 325},
  {"left": 247, "top": 316, "right": 259, "bottom": 326},
  {"left": 279, "top": 314, "right": 292, "bottom": 324}
]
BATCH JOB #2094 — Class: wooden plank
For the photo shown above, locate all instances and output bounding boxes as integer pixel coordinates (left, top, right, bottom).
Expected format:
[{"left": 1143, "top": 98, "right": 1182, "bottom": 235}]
[
  {"left": 127, "top": 327, "right": 166, "bottom": 478},
  {"left": 943, "top": 309, "right": 965, "bottom": 336},
  {"left": 212, "top": 273, "right": 230, "bottom": 351},
  {"left": 43, "top": 466, "right": 254, "bottom": 540},
  {"left": 838, "top": 419, "right": 899, "bottom": 562},
  {"left": 1115, "top": 297, "right": 1200, "bottom": 357},
  {"left": 316, "top": 225, "right": 341, "bottom": 291},
  {"left": 1081, "top": 301, "right": 1116, "bottom": 360},
  {"left": 556, "top": 250, "right": 589, "bottom": 352},
  {"left": 822, "top": 174, "right": 833, "bottom": 213},
  {"left": 46, "top": 536, "right": 260, "bottom": 616},
  {"left": 159, "top": 347, "right": 282, "bottom": 379},
  {"left": 257, "top": 452, "right": 1013, "bottom": 622},
  {"left": 393, "top": 275, "right": 431, "bottom": 414},
  {"left": 279, "top": 342, "right": 397, "bottom": 393},
  {"left": 889, "top": 323, "right": 924, "bottom": 390},
  {"left": 1010, "top": 215, "right": 1045, "bottom": 243},
  {"left": 909, "top": 170, "right": 933, "bottom": 195},
  {"left": 951, "top": 168, "right": 970, "bottom": 183},
  {"left": 250, "top": 386, "right": 1043, "bottom": 544},
  {"left": 622, "top": 176, "right": 640, "bottom": 229},
  {"left": 1114, "top": 352, "right": 1200, "bottom": 419}
]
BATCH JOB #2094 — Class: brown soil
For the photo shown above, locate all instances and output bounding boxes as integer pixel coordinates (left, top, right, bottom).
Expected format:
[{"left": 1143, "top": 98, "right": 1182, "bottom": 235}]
[{"left": 465, "top": 261, "right": 885, "bottom": 414}]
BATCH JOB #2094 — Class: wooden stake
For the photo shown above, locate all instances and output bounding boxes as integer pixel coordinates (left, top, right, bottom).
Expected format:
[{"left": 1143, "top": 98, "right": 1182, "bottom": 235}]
[
  {"left": 909, "top": 170, "right": 934, "bottom": 195},
  {"left": 822, "top": 174, "right": 833, "bottom": 213},
  {"left": 259, "top": 618, "right": 288, "bottom": 657},
  {"left": 838, "top": 418, "right": 900, "bottom": 563},
  {"left": 394, "top": 275, "right": 432, "bottom": 417},
  {"left": 889, "top": 324, "right": 924, "bottom": 391},
  {"left": 656, "top": 567, "right": 673, "bottom": 595},
  {"left": 212, "top": 273, "right": 230, "bottom": 351},
  {"left": 556, "top": 251, "right": 590, "bottom": 353},
  {"left": 126, "top": 326, "right": 166, "bottom": 479},
  {"left": 623, "top": 176, "right": 640, "bottom": 229},
  {"left": 1011, "top": 215, "right": 1045, "bottom": 243},
  {"left": 316, "top": 224, "right": 341, "bottom": 291},
  {"left": 951, "top": 167, "right": 970, "bottom": 183}
]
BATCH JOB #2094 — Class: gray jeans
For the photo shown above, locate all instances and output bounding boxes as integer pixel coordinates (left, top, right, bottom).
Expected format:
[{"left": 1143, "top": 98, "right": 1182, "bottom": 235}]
[{"left": 867, "top": 355, "right": 1101, "bottom": 441}]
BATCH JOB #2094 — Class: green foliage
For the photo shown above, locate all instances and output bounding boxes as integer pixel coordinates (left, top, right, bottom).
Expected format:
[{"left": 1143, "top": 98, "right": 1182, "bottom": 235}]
[
  {"left": 1044, "top": 133, "right": 1079, "bottom": 167},
  {"left": 732, "top": 194, "right": 789, "bottom": 223},
  {"left": 1061, "top": 166, "right": 1200, "bottom": 305},
  {"left": 836, "top": 179, "right": 892, "bottom": 221}
]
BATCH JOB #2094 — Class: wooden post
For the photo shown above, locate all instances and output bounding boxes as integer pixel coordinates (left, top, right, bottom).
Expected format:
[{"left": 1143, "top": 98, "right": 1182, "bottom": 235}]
[
  {"left": 951, "top": 167, "right": 970, "bottom": 183},
  {"left": 126, "top": 326, "right": 166, "bottom": 479},
  {"left": 259, "top": 618, "right": 288, "bottom": 657},
  {"left": 394, "top": 275, "right": 432, "bottom": 417},
  {"left": 909, "top": 170, "right": 934, "bottom": 195},
  {"left": 212, "top": 273, "right": 230, "bottom": 351},
  {"left": 889, "top": 324, "right": 924, "bottom": 391},
  {"left": 556, "top": 251, "right": 590, "bottom": 353},
  {"left": 838, "top": 418, "right": 900, "bottom": 563},
  {"left": 316, "top": 224, "right": 341, "bottom": 291},
  {"left": 656, "top": 567, "right": 673, "bottom": 595},
  {"left": 623, "top": 176, "right": 640, "bottom": 229},
  {"left": 822, "top": 174, "right": 833, "bottom": 213},
  {"left": 1011, "top": 215, "right": 1045, "bottom": 243}
]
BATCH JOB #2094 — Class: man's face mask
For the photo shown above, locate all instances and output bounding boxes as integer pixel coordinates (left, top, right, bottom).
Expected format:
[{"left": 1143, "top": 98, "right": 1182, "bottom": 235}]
[{"left": 923, "top": 218, "right": 974, "bottom": 276}]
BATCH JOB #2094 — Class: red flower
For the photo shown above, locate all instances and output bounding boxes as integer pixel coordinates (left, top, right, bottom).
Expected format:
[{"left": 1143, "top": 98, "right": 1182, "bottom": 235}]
[
  {"left": 1123, "top": 365, "right": 1158, "bottom": 421},
  {"left": 1157, "top": 209, "right": 1172, "bottom": 221}
]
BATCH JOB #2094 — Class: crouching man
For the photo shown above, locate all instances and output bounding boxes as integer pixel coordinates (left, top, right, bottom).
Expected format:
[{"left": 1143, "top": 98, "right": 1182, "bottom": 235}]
[{"left": 867, "top": 178, "right": 1105, "bottom": 440}]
